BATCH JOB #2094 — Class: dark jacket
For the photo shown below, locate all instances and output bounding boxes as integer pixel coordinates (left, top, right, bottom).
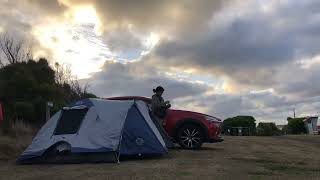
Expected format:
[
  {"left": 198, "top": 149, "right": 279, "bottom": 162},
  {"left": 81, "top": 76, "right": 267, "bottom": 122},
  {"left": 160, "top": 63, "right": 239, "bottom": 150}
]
[{"left": 151, "top": 94, "right": 169, "bottom": 118}]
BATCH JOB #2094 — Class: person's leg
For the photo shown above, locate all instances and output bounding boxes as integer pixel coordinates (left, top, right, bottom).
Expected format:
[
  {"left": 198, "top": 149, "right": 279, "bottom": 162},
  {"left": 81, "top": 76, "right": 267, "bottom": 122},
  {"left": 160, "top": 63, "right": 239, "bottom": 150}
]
[
  {"left": 150, "top": 113, "right": 174, "bottom": 148},
  {"left": 157, "top": 115, "right": 164, "bottom": 126}
]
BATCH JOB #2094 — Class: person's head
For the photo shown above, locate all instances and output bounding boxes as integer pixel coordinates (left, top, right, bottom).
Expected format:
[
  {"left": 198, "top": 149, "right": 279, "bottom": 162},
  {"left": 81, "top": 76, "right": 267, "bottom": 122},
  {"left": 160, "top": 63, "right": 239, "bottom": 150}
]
[{"left": 153, "top": 86, "right": 164, "bottom": 96}]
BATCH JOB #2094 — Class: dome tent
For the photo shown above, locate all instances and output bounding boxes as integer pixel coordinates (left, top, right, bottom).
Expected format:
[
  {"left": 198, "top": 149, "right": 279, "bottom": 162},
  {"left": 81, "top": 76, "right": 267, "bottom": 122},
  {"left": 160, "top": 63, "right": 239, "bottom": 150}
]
[{"left": 17, "top": 98, "right": 168, "bottom": 164}]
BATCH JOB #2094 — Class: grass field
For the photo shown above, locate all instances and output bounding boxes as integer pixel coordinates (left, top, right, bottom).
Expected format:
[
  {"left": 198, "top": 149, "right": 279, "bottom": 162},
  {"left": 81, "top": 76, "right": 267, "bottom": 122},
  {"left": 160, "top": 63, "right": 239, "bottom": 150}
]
[{"left": 0, "top": 135, "right": 319, "bottom": 180}]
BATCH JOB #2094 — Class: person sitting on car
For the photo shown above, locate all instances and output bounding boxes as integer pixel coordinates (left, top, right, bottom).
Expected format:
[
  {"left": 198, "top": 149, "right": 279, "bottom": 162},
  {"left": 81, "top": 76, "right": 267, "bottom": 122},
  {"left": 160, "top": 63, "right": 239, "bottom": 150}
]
[
  {"left": 151, "top": 86, "right": 171, "bottom": 126},
  {"left": 151, "top": 86, "right": 173, "bottom": 148}
]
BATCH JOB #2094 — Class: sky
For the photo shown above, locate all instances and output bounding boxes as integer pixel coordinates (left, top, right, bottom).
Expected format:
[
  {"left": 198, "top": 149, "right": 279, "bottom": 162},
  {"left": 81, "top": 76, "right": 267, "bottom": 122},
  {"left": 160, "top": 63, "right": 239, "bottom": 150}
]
[{"left": 1, "top": 0, "right": 320, "bottom": 124}]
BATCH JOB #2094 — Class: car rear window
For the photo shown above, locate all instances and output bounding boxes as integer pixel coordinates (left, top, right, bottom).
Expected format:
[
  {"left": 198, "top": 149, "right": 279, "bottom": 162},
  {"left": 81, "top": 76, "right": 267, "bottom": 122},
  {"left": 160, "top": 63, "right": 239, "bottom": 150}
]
[{"left": 54, "top": 108, "right": 88, "bottom": 135}]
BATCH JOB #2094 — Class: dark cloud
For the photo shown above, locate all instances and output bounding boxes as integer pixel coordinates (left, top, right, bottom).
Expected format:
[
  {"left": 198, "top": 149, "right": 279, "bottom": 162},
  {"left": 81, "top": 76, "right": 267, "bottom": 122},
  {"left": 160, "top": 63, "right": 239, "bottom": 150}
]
[
  {"left": 102, "top": 27, "right": 144, "bottom": 57},
  {"left": 65, "top": 0, "right": 230, "bottom": 54},
  {"left": 140, "top": 1, "right": 320, "bottom": 98},
  {"left": 84, "top": 60, "right": 211, "bottom": 100},
  {"left": 276, "top": 63, "right": 320, "bottom": 98},
  {"left": 91, "top": 0, "right": 227, "bottom": 33}
]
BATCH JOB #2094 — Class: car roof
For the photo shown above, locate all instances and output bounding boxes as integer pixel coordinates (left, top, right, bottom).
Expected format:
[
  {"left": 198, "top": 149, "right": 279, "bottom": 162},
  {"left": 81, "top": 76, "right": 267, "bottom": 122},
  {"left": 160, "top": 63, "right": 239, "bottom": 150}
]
[{"left": 106, "top": 96, "right": 152, "bottom": 103}]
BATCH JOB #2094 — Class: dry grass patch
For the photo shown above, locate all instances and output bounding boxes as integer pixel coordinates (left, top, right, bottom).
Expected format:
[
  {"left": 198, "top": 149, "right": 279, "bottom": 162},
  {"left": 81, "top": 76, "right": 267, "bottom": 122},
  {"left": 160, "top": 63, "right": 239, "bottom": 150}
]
[
  {"left": 0, "top": 135, "right": 319, "bottom": 179},
  {"left": 0, "top": 121, "right": 35, "bottom": 161}
]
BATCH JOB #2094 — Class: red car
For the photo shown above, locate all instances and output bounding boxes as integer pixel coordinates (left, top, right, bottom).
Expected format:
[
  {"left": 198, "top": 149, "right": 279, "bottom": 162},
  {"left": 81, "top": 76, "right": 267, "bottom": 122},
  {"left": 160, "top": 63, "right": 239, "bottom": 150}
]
[{"left": 107, "top": 96, "right": 223, "bottom": 149}]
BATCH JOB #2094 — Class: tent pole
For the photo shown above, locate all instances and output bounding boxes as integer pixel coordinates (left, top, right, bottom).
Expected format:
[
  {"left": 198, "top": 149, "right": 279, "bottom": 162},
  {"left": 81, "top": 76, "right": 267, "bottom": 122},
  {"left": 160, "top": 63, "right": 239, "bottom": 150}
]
[{"left": 116, "top": 152, "right": 120, "bottom": 164}]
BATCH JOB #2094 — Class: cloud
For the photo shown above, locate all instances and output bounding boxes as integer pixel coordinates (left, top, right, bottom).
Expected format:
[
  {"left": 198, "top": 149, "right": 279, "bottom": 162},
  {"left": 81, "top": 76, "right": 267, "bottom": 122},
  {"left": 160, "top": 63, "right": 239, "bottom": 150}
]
[
  {"left": 173, "top": 90, "right": 312, "bottom": 124},
  {"left": 83, "top": 59, "right": 320, "bottom": 124},
  {"left": 65, "top": 0, "right": 227, "bottom": 32},
  {"left": 25, "top": 0, "right": 67, "bottom": 15},
  {"left": 0, "top": 1, "right": 32, "bottom": 37},
  {"left": 145, "top": 1, "right": 320, "bottom": 91},
  {"left": 58, "top": 0, "right": 231, "bottom": 56},
  {"left": 101, "top": 26, "right": 146, "bottom": 59},
  {"left": 2, "top": 0, "right": 320, "bottom": 123},
  {"left": 276, "top": 62, "right": 320, "bottom": 99},
  {"left": 0, "top": 0, "right": 68, "bottom": 62},
  {"left": 84, "top": 60, "right": 212, "bottom": 100}
]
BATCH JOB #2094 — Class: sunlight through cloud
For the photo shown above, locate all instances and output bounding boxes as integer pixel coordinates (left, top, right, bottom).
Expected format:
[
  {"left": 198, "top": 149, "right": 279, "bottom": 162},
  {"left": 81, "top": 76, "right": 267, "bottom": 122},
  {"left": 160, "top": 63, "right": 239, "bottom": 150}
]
[{"left": 32, "top": 21, "right": 112, "bottom": 79}]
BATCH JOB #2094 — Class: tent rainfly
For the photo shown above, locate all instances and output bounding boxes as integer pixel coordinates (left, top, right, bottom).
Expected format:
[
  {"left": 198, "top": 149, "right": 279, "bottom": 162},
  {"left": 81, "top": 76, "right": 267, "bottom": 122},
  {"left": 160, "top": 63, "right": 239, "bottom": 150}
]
[{"left": 17, "top": 98, "right": 168, "bottom": 164}]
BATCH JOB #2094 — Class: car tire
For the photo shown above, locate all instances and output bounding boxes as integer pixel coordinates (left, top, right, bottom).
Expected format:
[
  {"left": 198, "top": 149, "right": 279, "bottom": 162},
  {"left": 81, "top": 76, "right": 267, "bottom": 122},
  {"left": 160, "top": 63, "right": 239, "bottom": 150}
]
[{"left": 177, "top": 124, "right": 204, "bottom": 149}]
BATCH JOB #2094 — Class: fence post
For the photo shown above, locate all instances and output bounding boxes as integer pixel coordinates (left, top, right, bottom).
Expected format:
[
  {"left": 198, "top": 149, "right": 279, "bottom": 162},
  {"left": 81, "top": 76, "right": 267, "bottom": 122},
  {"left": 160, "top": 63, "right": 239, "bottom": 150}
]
[{"left": 46, "top": 102, "right": 53, "bottom": 121}]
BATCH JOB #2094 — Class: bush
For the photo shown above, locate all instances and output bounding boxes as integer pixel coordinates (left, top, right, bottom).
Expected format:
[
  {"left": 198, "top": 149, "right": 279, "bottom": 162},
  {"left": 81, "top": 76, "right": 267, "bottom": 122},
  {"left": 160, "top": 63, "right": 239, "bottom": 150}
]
[{"left": 257, "top": 122, "right": 281, "bottom": 136}]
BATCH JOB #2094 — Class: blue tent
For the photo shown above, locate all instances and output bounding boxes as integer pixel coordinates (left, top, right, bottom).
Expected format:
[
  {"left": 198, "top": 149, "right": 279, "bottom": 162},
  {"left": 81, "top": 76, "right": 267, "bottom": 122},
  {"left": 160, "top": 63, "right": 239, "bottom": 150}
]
[{"left": 17, "top": 98, "right": 168, "bottom": 164}]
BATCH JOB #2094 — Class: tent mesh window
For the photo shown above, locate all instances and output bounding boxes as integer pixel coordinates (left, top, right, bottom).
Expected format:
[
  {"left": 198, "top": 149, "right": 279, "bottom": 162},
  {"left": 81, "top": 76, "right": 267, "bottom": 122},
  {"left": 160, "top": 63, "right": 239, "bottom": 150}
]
[{"left": 54, "top": 108, "right": 89, "bottom": 135}]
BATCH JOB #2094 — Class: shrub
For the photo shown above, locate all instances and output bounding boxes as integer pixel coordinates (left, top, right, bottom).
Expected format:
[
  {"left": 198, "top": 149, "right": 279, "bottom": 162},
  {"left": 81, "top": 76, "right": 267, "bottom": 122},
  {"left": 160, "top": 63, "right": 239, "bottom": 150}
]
[{"left": 257, "top": 122, "right": 281, "bottom": 136}]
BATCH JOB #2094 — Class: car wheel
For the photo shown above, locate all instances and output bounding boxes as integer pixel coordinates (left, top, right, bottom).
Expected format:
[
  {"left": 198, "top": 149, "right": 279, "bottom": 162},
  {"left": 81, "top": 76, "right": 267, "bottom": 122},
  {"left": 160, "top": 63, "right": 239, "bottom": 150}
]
[{"left": 177, "top": 124, "right": 204, "bottom": 149}]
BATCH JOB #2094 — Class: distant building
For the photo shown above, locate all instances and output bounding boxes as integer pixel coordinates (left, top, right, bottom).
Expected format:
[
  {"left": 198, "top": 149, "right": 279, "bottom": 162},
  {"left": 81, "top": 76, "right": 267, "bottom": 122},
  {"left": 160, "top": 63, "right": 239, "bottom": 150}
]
[
  {"left": 224, "top": 127, "right": 251, "bottom": 136},
  {"left": 276, "top": 125, "right": 286, "bottom": 130},
  {"left": 303, "top": 116, "right": 318, "bottom": 135}
]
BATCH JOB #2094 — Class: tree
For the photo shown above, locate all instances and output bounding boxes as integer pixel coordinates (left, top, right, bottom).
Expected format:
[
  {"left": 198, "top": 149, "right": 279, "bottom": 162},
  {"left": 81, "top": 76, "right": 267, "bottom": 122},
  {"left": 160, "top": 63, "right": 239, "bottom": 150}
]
[
  {"left": 0, "top": 58, "right": 96, "bottom": 129},
  {"left": 54, "top": 62, "right": 72, "bottom": 85},
  {"left": 223, "top": 116, "right": 257, "bottom": 135},
  {"left": 53, "top": 62, "right": 96, "bottom": 102},
  {"left": 0, "top": 59, "right": 60, "bottom": 125},
  {"left": 0, "top": 33, "right": 97, "bottom": 133},
  {"left": 0, "top": 33, "right": 32, "bottom": 67},
  {"left": 256, "top": 122, "right": 281, "bottom": 136},
  {"left": 287, "top": 117, "right": 306, "bottom": 134}
]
